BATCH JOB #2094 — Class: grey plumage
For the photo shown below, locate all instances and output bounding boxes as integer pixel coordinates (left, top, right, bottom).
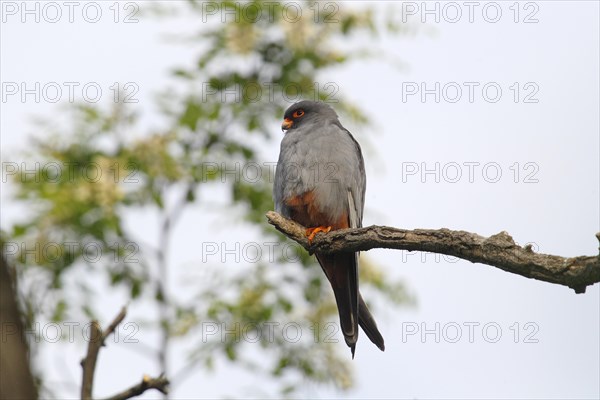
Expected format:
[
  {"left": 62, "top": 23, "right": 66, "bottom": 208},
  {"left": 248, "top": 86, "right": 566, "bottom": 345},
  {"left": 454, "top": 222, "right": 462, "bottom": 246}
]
[{"left": 273, "top": 100, "right": 384, "bottom": 356}]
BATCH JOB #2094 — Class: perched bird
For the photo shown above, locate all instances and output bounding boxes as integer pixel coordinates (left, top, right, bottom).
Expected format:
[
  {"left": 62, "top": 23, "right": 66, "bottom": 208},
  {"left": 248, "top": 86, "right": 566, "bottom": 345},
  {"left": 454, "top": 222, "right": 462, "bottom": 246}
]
[{"left": 273, "top": 100, "right": 384, "bottom": 357}]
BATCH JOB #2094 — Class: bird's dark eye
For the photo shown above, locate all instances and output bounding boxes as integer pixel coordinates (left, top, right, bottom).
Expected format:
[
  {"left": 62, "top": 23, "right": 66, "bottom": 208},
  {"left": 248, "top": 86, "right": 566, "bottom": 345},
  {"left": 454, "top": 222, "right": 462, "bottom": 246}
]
[{"left": 293, "top": 109, "right": 304, "bottom": 118}]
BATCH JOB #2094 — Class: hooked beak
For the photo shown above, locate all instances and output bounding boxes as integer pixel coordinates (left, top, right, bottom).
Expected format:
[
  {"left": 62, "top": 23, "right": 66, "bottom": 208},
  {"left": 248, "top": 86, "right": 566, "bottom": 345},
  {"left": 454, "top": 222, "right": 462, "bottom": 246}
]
[{"left": 281, "top": 118, "right": 293, "bottom": 131}]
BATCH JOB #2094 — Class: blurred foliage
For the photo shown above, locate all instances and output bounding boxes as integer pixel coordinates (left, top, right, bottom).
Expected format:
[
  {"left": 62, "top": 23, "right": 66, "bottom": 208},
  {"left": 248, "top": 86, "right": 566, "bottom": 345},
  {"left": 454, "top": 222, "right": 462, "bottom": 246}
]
[{"left": 3, "top": 0, "right": 414, "bottom": 396}]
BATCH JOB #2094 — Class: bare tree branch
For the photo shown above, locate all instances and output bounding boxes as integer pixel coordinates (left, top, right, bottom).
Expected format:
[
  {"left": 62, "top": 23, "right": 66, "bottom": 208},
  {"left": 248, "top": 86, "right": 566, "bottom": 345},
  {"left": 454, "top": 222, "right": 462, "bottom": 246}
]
[
  {"left": 101, "top": 374, "right": 169, "bottom": 400},
  {"left": 266, "top": 211, "right": 600, "bottom": 294},
  {"left": 80, "top": 306, "right": 170, "bottom": 400},
  {"left": 81, "top": 307, "right": 128, "bottom": 400},
  {"left": 81, "top": 320, "right": 103, "bottom": 400},
  {"left": 102, "top": 307, "right": 127, "bottom": 342}
]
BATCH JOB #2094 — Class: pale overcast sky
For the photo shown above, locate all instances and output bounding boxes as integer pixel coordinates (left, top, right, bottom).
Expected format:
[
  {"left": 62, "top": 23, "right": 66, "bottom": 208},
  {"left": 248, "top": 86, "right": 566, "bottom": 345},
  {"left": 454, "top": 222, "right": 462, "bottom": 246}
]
[{"left": 1, "top": 1, "right": 599, "bottom": 399}]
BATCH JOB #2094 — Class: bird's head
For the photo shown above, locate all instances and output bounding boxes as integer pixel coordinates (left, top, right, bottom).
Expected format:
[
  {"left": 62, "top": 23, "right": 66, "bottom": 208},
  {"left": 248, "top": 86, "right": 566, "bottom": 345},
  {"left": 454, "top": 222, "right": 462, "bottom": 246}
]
[{"left": 281, "top": 101, "right": 338, "bottom": 132}]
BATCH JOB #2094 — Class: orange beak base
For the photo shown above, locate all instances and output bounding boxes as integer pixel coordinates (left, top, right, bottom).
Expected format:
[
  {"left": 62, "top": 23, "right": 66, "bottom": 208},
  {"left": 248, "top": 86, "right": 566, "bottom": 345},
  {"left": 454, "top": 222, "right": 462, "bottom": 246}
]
[{"left": 281, "top": 118, "right": 293, "bottom": 131}]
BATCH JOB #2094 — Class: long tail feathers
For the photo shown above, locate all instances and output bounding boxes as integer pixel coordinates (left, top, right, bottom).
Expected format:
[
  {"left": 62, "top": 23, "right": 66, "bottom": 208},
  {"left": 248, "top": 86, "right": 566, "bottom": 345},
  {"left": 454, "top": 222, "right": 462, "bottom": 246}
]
[
  {"left": 313, "top": 191, "right": 384, "bottom": 357},
  {"left": 358, "top": 294, "right": 385, "bottom": 351},
  {"left": 315, "top": 252, "right": 386, "bottom": 357},
  {"left": 316, "top": 252, "right": 359, "bottom": 357}
]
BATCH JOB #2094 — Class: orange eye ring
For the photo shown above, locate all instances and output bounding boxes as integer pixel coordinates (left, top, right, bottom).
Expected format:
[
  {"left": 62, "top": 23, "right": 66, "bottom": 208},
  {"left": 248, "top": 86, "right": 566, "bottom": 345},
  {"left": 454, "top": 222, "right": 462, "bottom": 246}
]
[{"left": 292, "top": 109, "right": 304, "bottom": 118}]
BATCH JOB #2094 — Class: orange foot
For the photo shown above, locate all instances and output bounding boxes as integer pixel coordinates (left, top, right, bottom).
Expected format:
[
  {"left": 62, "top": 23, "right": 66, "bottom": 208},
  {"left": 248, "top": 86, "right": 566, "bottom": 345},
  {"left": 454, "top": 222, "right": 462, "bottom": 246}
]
[{"left": 306, "top": 226, "right": 332, "bottom": 243}]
